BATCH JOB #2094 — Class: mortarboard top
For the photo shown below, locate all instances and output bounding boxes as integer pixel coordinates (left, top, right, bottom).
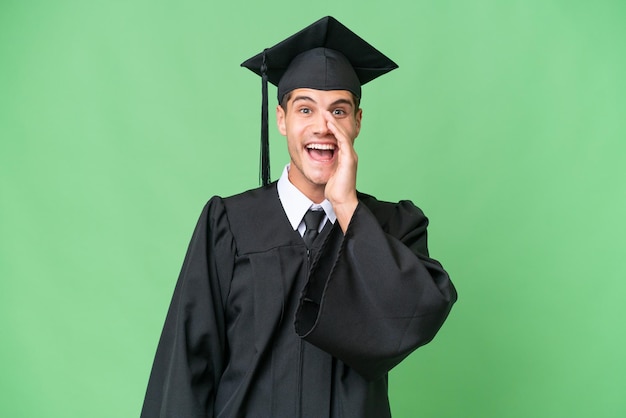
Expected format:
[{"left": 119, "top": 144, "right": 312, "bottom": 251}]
[{"left": 241, "top": 16, "right": 398, "bottom": 186}]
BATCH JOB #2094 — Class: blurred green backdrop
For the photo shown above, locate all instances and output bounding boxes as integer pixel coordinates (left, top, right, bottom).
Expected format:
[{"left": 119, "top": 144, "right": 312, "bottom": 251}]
[{"left": 1, "top": 1, "right": 625, "bottom": 417}]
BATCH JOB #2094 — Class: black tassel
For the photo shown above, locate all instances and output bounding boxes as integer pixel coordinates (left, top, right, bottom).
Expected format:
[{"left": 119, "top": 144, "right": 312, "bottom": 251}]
[{"left": 260, "top": 49, "right": 270, "bottom": 186}]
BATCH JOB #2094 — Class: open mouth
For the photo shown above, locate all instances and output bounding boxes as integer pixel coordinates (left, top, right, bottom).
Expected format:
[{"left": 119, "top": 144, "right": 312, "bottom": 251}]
[{"left": 306, "top": 143, "right": 336, "bottom": 162}]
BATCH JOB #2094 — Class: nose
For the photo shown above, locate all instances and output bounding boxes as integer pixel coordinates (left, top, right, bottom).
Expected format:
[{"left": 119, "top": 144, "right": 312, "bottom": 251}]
[{"left": 312, "top": 112, "right": 332, "bottom": 136}]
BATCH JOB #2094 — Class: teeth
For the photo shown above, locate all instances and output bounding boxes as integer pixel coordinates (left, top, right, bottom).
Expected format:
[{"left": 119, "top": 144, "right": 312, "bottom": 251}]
[{"left": 306, "top": 144, "right": 336, "bottom": 150}]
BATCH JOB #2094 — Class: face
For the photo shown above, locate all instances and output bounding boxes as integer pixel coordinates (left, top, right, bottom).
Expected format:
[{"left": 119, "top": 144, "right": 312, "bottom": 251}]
[{"left": 276, "top": 88, "right": 362, "bottom": 195}]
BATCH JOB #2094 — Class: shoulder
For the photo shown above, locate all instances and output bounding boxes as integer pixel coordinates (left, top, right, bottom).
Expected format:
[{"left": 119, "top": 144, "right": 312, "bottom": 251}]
[
  {"left": 221, "top": 183, "right": 280, "bottom": 221},
  {"left": 356, "top": 191, "right": 428, "bottom": 229},
  {"left": 222, "top": 183, "right": 277, "bottom": 207},
  {"left": 200, "top": 183, "right": 279, "bottom": 233},
  {"left": 210, "top": 183, "right": 298, "bottom": 254},
  {"left": 201, "top": 183, "right": 278, "bottom": 218}
]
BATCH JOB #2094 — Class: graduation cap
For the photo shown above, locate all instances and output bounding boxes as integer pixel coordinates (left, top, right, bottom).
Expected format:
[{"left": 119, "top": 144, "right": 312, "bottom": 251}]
[{"left": 241, "top": 16, "right": 398, "bottom": 186}]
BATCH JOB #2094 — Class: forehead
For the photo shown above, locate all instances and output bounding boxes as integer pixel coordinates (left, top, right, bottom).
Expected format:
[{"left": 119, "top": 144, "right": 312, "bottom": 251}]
[{"left": 288, "top": 88, "right": 356, "bottom": 106}]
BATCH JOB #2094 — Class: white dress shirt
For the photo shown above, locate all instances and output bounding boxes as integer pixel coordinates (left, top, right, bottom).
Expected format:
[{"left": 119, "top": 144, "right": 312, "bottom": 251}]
[{"left": 277, "top": 164, "right": 336, "bottom": 237}]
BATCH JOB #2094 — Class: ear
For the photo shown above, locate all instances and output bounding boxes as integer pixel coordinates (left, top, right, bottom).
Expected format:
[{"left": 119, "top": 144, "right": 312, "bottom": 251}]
[
  {"left": 276, "top": 105, "right": 287, "bottom": 136},
  {"left": 354, "top": 108, "right": 363, "bottom": 137}
]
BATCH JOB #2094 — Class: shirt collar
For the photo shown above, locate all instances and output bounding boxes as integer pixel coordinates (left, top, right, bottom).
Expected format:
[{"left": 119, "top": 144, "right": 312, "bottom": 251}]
[{"left": 277, "top": 164, "right": 336, "bottom": 231}]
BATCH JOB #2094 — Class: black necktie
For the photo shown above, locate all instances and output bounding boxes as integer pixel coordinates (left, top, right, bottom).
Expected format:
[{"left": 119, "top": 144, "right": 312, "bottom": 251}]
[{"left": 302, "top": 209, "right": 325, "bottom": 249}]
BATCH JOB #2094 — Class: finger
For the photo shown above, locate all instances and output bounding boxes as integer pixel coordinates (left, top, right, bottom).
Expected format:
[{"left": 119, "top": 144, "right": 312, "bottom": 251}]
[
  {"left": 324, "top": 113, "right": 339, "bottom": 138},
  {"left": 324, "top": 112, "right": 350, "bottom": 148}
]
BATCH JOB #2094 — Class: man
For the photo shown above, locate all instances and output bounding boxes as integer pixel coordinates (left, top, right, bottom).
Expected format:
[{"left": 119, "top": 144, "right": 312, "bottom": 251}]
[{"left": 141, "top": 16, "right": 456, "bottom": 417}]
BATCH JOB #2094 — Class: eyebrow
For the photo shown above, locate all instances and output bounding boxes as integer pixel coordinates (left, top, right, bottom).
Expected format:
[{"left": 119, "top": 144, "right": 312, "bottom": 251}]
[
  {"left": 291, "top": 96, "right": 354, "bottom": 109},
  {"left": 329, "top": 98, "right": 354, "bottom": 109},
  {"left": 291, "top": 95, "right": 316, "bottom": 105}
]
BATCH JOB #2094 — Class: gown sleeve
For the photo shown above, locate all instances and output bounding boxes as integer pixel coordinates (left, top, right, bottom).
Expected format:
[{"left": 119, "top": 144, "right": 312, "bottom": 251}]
[
  {"left": 140, "top": 197, "right": 235, "bottom": 418},
  {"left": 295, "top": 199, "right": 457, "bottom": 381}
]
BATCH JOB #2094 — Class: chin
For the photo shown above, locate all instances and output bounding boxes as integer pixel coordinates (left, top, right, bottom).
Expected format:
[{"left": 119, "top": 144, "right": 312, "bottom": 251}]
[
  {"left": 306, "top": 176, "right": 329, "bottom": 187},
  {"left": 305, "top": 170, "right": 332, "bottom": 186}
]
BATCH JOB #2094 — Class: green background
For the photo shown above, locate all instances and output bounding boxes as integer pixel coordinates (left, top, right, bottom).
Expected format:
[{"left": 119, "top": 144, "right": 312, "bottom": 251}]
[{"left": 1, "top": 1, "right": 625, "bottom": 417}]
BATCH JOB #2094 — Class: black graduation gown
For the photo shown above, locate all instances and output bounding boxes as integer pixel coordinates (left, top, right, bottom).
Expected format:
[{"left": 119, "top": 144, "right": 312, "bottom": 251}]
[{"left": 141, "top": 184, "right": 456, "bottom": 418}]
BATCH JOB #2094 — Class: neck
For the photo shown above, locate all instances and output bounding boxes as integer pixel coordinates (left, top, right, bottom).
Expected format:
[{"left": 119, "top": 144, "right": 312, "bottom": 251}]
[
  {"left": 305, "top": 187, "right": 326, "bottom": 204},
  {"left": 288, "top": 172, "right": 326, "bottom": 204},
  {"left": 295, "top": 182, "right": 326, "bottom": 204}
]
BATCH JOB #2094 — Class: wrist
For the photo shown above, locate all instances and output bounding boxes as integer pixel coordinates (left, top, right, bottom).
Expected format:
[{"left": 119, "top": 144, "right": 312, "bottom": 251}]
[{"left": 332, "top": 197, "right": 358, "bottom": 233}]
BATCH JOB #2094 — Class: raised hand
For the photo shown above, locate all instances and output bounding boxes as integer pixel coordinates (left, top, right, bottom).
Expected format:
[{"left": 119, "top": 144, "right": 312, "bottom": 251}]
[{"left": 324, "top": 111, "right": 359, "bottom": 233}]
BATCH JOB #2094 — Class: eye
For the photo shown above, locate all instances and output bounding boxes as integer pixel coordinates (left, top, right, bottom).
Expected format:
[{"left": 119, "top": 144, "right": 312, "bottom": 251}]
[
  {"left": 299, "top": 107, "right": 311, "bottom": 114},
  {"left": 332, "top": 108, "right": 347, "bottom": 116}
]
